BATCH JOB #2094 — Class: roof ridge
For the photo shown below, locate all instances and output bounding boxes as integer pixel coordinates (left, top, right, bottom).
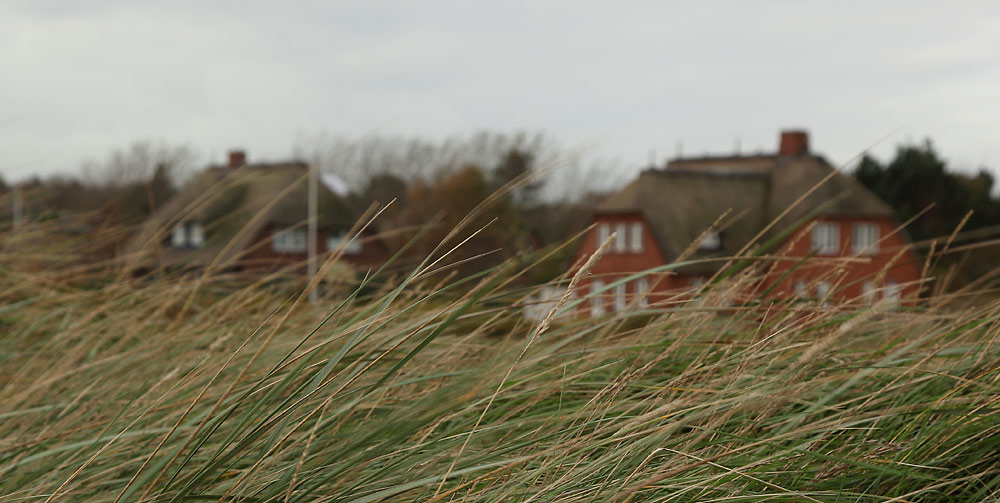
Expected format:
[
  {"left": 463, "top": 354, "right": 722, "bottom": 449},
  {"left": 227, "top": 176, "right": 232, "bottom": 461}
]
[{"left": 643, "top": 168, "right": 771, "bottom": 179}]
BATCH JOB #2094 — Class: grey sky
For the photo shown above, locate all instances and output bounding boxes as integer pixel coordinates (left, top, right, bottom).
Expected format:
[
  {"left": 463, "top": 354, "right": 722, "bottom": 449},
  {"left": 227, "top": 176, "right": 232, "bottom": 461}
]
[{"left": 3, "top": 1, "right": 999, "bottom": 185}]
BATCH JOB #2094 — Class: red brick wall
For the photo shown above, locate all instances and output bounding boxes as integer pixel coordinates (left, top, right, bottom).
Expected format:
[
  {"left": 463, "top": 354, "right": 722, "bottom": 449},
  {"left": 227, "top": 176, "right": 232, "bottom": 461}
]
[
  {"left": 574, "top": 213, "right": 674, "bottom": 315},
  {"left": 575, "top": 214, "right": 923, "bottom": 315},
  {"left": 761, "top": 216, "right": 921, "bottom": 302}
]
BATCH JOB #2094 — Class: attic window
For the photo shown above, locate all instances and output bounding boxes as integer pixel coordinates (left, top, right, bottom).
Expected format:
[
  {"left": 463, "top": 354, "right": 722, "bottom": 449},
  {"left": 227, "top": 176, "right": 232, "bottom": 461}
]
[
  {"left": 811, "top": 222, "right": 839, "bottom": 255},
  {"left": 327, "top": 231, "right": 362, "bottom": 255},
  {"left": 697, "top": 231, "right": 721, "bottom": 250},
  {"left": 851, "top": 222, "right": 879, "bottom": 254},
  {"left": 597, "top": 223, "right": 611, "bottom": 247},
  {"left": 171, "top": 222, "right": 204, "bottom": 248},
  {"left": 629, "top": 222, "right": 644, "bottom": 253},
  {"left": 614, "top": 223, "right": 627, "bottom": 252},
  {"left": 273, "top": 227, "right": 307, "bottom": 253},
  {"left": 597, "top": 221, "right": 645, "bottom": 254}
]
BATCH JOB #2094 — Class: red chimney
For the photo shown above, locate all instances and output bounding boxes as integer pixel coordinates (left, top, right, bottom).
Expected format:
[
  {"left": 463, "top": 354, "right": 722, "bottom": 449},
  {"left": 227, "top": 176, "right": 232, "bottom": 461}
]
[
  {"left": 228, "top": 150, "right": 246, "bottom": 169},
  {"left": 778, "top": 130, "right": 809, "bottom": 156}
]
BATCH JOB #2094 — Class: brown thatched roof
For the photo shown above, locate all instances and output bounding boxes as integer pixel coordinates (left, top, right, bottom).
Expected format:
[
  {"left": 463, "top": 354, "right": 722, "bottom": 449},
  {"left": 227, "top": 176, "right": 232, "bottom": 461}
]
[
  {"left": 123, "top": 162, "right": 357, "bottom": 270},
  {"left": 596, "top": 154, "right": 894, "bottom": 271}
]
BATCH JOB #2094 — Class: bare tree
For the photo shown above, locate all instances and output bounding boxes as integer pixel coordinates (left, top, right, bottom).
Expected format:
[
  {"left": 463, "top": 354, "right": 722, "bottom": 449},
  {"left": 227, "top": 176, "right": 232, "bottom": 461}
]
[
  {"left": 292, "top": 130, "right": 558, "bottom": 191},
  {"left": 81, "top": 140, "right": 198, "bottom": 191}
]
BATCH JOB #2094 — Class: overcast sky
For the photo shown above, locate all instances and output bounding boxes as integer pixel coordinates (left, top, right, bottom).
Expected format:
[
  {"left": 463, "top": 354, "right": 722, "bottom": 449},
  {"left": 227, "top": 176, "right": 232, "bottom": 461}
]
[{"left": 3, "top": 1, "right": 999, "bottom": 185}]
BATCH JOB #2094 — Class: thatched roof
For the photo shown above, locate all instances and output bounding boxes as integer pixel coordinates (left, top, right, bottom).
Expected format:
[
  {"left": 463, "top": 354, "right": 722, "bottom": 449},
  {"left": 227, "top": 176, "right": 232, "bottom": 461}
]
[
  {"left": 123, "top": 162, "right": 357, "bottom": 270},
  {"left": 596, "top": 154, "right": 894, "bottom": 272}
]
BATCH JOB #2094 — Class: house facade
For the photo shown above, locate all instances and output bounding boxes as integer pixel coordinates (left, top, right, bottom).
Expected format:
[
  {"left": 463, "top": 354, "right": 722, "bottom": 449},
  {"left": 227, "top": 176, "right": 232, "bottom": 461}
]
[
  {"left": 576, "top": 130, "right": 921, "bottom": 315},
  {"left": 123, "top": 151, "right": 388, "bottom": 276}
]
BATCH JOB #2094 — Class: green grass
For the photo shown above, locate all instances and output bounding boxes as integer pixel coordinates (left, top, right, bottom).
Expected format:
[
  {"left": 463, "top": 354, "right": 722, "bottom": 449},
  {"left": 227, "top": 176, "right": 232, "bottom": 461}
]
[{"left": 1, "top": 221, "right": 1000, "bottom": 502}]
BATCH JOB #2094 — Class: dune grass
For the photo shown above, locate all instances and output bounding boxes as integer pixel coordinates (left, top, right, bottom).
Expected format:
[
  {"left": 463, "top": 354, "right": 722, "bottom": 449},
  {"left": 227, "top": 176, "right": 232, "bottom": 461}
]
[{"left": 1, "top": 219, "right": 999, "bottom": 503}]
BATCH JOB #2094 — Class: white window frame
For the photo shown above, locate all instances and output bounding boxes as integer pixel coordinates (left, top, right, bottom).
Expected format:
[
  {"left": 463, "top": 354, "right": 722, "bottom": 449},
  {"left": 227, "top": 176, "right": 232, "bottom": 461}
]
[
  {"left": 851, "top": 222, "right": 879, "bottom": 255},
  {"left": 629, "top": 222, "right": 644, "bottom": 253},
  {"left": 816, "top": 281, "right": 831, "bottom": 305},
  {"left": 613, "top": 283, "right": 627, "bottom": 312},
  {"left": 861, "top": 281, "right": 876, "bottom": 304},
  {"left": 171, "top": 225, "right": 187, "bottom": 248},
  {"left": 597, "top": 223, "right": 611, "bottom": 248},
  {"left": 614, "top": 223, "right": 627, "bottom": 253},
  {"left": 273, "top": 227, "right": 307, "bottom": 253},
  {"left": 698, "top": 231, "right": 721, "bottom": 250},
  {"left": 188, "top": 222, "right": 204, "bottom": 247},
  {"left": 591, "top": 279, "right": 606, "bottom": 316},
  {"left": 635, "top": 277, "right": 649, "bottom": 307},
  {"left": 794, "top": 280, "right": 807, "bottom": 297},
  {"left": 885, "top": 281, "right": 901, "bottom": 305},
  {"left": 327, "top": 231, "right": 362, "bottom": 255},
  {"left": 811, "top": 222, "right": 840, "bottom": 255},
  {"left": 171, "top": 221, "right": 204, "bottom": 248}
]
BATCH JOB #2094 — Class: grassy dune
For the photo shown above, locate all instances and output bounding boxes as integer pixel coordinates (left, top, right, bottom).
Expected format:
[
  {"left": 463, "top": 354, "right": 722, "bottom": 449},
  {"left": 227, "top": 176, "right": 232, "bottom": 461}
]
[{"left": 1, "top": 223, "right": 1000, "bottom": 502}]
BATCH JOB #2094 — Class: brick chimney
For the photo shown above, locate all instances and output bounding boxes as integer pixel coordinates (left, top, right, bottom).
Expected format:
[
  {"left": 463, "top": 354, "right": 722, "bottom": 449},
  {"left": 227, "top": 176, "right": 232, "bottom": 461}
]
[
  {"left": 778, "top": 130, "right": 809, "bottom": 156},
  {"left": 228, "top": 150, "right": 246, "bottom": 169}
]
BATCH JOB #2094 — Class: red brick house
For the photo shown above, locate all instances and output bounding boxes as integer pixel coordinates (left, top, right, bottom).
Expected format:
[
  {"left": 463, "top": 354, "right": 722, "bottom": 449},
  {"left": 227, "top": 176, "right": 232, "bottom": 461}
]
[
  {"left": 576, "top": 130, "right": 921, "bottom": 315},
  {"left": 123, "top": 151, "right": 388, "bottom": 276}
]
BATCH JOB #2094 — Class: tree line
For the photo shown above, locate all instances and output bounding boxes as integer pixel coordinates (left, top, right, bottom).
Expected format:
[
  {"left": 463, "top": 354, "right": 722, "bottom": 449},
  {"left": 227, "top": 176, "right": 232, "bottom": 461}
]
[
  {"left": 854, "top": 140, "right": 1000, "bottom": 288},
  {"left": 3, "top": 134, "right": 998, "bottom": 288},
  {"left": 0, "top": 132, "right": 615, "bottom": 280}
]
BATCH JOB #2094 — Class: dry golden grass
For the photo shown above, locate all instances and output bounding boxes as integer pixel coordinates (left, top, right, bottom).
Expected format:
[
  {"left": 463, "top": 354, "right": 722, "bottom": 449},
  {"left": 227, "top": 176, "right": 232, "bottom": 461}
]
[{"left": 1, "top": 201, "right": 999, "bottom": 502}]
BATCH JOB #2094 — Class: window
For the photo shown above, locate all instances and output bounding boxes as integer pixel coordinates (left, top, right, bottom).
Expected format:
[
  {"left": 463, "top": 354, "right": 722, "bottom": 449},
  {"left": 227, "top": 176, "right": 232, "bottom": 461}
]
[
  {"left": 591, "top": 279, "right": 605, "bottom": 316},
  {"left": 170, "top": 222, "right": 204, "bottom": 248},
  {"left": 613, "top": 283, "right": 627, "bottom": 312},
  {"left": 689, "top": 276, "right": 707, "bottom": 305},
  {"left": 885, "top": 281, "right": 901, "bottom": 304},
  {"left": 597, "top": 223, "right": 611, "bottom": 247},
  {"left": 327, "top": 231, "right": 362, "bottom": 255},
  {"left": 861, "top": 281, "right": 876, "bottom": 304},
  {"left": 171, "top": 225, "right": 187, "bottom": 248},
  {"left": 629, "top": 222, "right": 644, "bottom": 253},
  {"left": 852, "top": 223, "right": 879, "bottom": 254},
  {"left": 815, "top": 281, "right": 830, "bottom": 298},
  {"left": 816, "top": 281, "right": 831, "bottom": 304},
  {"left": 614, "top": 223, "right": 627, "bottom": 253},
  {"left": 811, "top": 222, "right": 839, "bottom": 255},
  {"left": 635, "top": 277, "right": 649, "bottom": 307},
  {"left": 698, "top": 231, "right": 721, "bottom": 250},
  {"left": 794, "top": 280, "right": 807, "bottom": 297},
  {"left": 189, "top": 223, "right": 204, "bottom": 247},
  {"left": 816, "top": 281, "right": 830, "bottom": 306},
  {"left": 273, "top": 227, "right": 307, "bottom": 253}
]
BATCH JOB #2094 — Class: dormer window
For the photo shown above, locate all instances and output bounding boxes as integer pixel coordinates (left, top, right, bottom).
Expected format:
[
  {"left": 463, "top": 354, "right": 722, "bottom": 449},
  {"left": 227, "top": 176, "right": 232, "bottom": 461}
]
[
  {"left": 697, "top": 231, "right": 721, "bottom": 250},
  {"left": 327, "top": 231, "right": 362, "bottom": 255},
  {"left": 273, "top": 227, "right": 307, "bottom": 253},
  {"left": 171, "top": 222, "right": 204, "bottom": 248}
]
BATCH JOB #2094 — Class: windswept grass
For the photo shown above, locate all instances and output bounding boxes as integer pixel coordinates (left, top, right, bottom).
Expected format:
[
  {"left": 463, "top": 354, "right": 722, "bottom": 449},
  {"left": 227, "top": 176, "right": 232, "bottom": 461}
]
[{"left": 1, "top": 223, "right": 999, "bottom": 502}]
